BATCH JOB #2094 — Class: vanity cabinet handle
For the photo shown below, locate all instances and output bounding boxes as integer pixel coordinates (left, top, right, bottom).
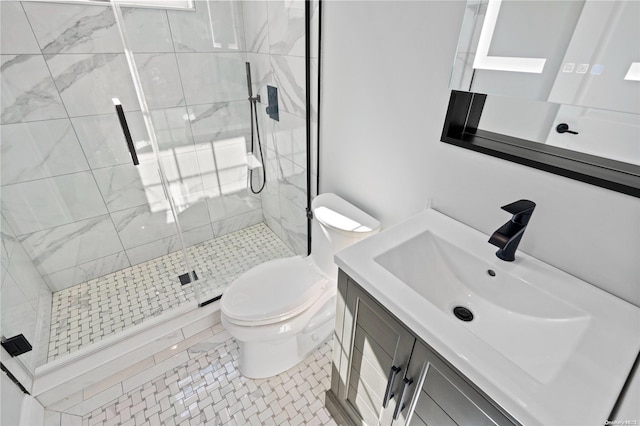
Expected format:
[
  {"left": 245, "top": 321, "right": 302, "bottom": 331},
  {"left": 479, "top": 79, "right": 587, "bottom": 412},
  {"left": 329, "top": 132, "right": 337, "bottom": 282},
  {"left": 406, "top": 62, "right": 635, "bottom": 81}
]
[
  {"left": 113, "top": 98, "right": 139, "bottom": 166},
  {"left": 383, "top": 365, "right": 402, "bottom": 408},
  {"left": 393, "top": 377, "right": 414, "bottom": 420}
]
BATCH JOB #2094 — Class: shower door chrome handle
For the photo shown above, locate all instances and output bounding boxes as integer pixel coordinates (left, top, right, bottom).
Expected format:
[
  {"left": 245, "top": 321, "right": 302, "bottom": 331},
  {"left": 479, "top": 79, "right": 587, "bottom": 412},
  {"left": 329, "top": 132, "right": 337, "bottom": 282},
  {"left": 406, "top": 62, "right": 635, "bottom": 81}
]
[{"left": 113, "top": 98, "right": 139, "bottom": 166}]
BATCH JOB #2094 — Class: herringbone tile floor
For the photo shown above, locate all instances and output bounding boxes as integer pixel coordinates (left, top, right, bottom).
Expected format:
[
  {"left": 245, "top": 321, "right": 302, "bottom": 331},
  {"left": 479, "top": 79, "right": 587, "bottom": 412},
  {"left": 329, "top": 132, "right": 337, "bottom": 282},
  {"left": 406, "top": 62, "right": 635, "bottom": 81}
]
[{"left": 82, "top": 335, "right": 337, "bottom": 426}]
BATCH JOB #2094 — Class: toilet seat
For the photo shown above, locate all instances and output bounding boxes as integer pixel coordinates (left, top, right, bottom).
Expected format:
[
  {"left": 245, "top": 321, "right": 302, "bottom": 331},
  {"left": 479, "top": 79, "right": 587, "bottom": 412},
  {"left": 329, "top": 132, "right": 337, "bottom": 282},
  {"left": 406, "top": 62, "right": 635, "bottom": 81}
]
[{"left": 221, "top": 256, "right": 328, "bottom": 326}]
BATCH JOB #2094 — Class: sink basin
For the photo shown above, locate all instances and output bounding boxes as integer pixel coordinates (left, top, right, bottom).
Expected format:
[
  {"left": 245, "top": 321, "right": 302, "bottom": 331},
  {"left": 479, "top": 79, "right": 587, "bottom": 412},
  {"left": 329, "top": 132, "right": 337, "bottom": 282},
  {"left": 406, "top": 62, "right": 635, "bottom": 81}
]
[
  {"left": 334, "top": 209, "right": 640, "bottom": 425},
  {"left": 374, "top": 230, "right": 590, "bottom": 383}
]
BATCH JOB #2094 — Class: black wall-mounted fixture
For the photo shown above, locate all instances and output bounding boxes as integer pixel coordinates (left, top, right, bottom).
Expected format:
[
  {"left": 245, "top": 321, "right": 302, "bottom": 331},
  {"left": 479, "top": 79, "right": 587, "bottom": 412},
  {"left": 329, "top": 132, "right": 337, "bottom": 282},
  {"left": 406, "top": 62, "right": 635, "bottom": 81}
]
[
  {"left": 266, "top": 85, "right": 279, "bottom": 121},
  {"left": 556, "top": 123, "right": 579, "bottom": 135},
  {"left": 441, "top": 90, "right": 640, "bottom": 198},
  {"left": 1, "top": 334, "right": 32, "bottom": 358}
]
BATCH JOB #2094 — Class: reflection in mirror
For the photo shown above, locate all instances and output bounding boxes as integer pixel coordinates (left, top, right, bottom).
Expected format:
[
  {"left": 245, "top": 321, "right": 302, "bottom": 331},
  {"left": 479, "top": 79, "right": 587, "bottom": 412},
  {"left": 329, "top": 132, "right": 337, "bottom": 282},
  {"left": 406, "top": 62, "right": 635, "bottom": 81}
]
[{"left": 451, "top": 0, "right": 640, "bottom": 169}]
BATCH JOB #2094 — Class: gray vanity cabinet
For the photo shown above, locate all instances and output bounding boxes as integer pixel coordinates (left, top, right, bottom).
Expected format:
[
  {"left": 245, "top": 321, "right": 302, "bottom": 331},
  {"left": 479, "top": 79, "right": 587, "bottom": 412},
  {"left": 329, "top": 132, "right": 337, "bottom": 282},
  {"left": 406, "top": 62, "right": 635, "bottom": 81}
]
[{"left": 326, "top": 270, "right": 515, "bottom": 426}]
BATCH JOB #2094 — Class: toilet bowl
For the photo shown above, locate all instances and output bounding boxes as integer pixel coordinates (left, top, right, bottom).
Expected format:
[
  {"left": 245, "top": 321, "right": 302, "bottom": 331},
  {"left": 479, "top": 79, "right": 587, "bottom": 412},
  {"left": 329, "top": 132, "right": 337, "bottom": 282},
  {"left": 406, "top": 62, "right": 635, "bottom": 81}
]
[{"left": 221, "top": 193, "right": 380, "bottom": 378}]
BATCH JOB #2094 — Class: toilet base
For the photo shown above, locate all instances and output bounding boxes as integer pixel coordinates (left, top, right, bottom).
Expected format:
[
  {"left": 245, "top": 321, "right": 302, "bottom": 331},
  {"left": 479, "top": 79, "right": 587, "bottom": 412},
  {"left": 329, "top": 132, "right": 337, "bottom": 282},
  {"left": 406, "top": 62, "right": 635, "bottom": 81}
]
[{"left": 236, "top": 317, "right": 334, "bottom": 379}]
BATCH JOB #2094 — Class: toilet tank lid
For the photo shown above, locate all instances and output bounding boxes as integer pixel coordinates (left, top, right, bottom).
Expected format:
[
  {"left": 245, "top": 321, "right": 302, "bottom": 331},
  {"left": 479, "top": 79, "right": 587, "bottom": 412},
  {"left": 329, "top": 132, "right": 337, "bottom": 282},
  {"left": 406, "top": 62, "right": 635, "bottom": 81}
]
[{"left": 312, "top": 193, "right": 381, "bottom": 234}]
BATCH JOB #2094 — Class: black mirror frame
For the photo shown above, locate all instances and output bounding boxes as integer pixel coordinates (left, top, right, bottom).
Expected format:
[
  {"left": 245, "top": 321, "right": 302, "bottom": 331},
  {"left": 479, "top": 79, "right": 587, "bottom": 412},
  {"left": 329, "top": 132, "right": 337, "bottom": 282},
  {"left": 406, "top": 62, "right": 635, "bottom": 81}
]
[{"left": 441, "top": 91, "right": 640, "bottom": 198}]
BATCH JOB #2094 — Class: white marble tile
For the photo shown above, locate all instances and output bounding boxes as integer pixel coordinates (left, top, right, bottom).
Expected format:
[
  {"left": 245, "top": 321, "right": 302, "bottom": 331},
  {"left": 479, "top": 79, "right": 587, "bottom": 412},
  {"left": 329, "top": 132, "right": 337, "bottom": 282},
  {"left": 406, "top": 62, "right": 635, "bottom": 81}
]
[
  {"left": 61, "top": 413, "right": 83, "bottom": 426},
  {"left": 0, "top": 1, "right": 41, "bottom": 54},
  {"left": 280, "top": 200, "right": 307, "bottom": 256},
  {"left": 43, "top": 251, "right": 130, "bottom": 292},
  {"left": 135, "top": 53, "right": 184, "bottom": 109},
  {"left": 196, "top": 136, "right": 250, "bottom": 191},
  {"left": 19, "top": 215, "right": 124, "bottom": 276},
  {"left": 0, "top": 271, "right": 39, "bottom": 370},
  {"left": 71, "top": 112, "right": 151, "bottom": 169},
  {"left": 44, "top": 410, "right": 62, "bottom": 426},
  {"left": 278, "top": 155, "right": 307, "bottom": 210},
  {"left": 93, "top": 162, "right": 166, "bottom": 212},
  {"left": 160, "top": 150, "right": 206, "bottom": 197},
  {"left": 5, "top": 241, "right": 47, "bottom": 309},
  {"left": 174, "top": 197, "right": 211, "bottom": 231},
  {"left": 0, "top": 54, "right": 67, "bottom": 124},
  {"left": 271, "top": 54, "right": 306, "bottom": 119},
  {"left": 187, "top": 101, "right": 250, "bottom": 145},
  {"left": 121, "top": 7, "right": 174, "bottom": 53},
  {"left": 45, "top": 53, "right": 139, "bottom": 117},
  {"left": 150, "top": 107, "right": 195, "bottom": 154},
  {"left": 22, "top": 2, "right": 123, "bottom": 55},
  {"left": 242, "top": 1, "right": 270, "bottom": 54},
  {"left": 259, "top": 153, "right": 282, "bottom": 234},
  {"left": 185, "top": 327, "right": 231, "bottom": 358},
  {"left": 65, "top": 383, "right": 123, "bottom": 417},
  {"left": 124, "top": 233, "right": 178, "bottom": 267},
  {"left": 276, "top": 153, "right": 307, "bottom": 256},
  {"left": 111, "top": 203, "right": 179, "bottom": 250},
  {"left": 167, "top": 0, "right": 245, "bottom": 52},
  {"left": 1, "top": 215, "right": 16, "bottom": 270},
  {"left": 1, "top": 171, "right": 108, "bottom": 235},
  {"left": 1, "top": 119, "right": 89, "bottom": 185},
  {"left": 267, "top": 110, "right": 306, "bottom": 169},
  {"left": 181, "top": 223, "right": 215, "bottom": 247},
  {"left": 206, "top": 187, "right": 261, "bottom": 223},
  {"left": 212, "top": 209, "right": 264, "bottom": 237},
  {"left": 122, "top": 350, "right": 190, "bottom": 394},
  {"left": 267, "top": 0, "right": 306, "bottom": 57},
  {"left": 32, "top": 310, "right": 52, "bottom": 370},
  {"left": 176, "top": 52, "right": 247, "bottom": 105}
]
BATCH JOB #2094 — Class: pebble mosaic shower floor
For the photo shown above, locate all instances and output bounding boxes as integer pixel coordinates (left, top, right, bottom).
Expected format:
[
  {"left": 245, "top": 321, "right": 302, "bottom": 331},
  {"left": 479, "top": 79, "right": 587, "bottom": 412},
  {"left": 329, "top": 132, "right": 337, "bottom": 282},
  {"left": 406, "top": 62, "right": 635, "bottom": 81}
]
[
  {"left": 82, "top": 336, "right": 336, "bottom": 426},
  {"left": 48, "top": 223, "right": 294, "bottom": 361}
]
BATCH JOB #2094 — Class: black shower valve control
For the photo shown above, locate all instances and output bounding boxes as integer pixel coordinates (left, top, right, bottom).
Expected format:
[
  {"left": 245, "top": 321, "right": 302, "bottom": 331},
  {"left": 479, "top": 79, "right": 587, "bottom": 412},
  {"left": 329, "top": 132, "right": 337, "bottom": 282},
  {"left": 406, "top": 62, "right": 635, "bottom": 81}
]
[
  {"left": 556, "top": 123, "right": 579, "bottom": 135},
  {"left": 266, "top": 85, "right": 279, "bottom": 121}
]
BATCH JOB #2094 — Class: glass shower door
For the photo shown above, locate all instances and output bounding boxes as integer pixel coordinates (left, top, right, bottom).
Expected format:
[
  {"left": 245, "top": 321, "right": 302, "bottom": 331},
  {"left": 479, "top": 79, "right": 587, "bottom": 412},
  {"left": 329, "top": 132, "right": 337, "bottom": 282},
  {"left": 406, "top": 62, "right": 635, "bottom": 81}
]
[
  {"left": 0, "top": 0, "right": 204, "bottom": 368},
  {"left": 110, "top": 2, "right": 204, "bottom": 305},
  {"left": 112, "top": 0, "right": 270, "bottom": 303}
]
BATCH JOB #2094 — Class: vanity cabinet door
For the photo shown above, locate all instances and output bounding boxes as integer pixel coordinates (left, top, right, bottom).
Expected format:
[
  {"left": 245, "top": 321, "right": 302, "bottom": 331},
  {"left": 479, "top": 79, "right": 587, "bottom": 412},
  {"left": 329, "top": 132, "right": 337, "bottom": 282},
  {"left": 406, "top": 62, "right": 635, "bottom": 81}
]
[
  {"left": 404, "top": 341, "right": 514, "bottom": 426},
  {"left": 336, "top": 274, "right": 415, "bottom": 425}
]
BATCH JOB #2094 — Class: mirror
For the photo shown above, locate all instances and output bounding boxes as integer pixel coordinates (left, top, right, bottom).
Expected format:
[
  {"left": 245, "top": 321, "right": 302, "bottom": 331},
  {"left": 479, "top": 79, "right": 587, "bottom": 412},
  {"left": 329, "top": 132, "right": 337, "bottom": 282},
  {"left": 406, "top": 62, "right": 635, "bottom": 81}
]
[{"left": 450, "top": 0, "right": 640, "bottom": 168}]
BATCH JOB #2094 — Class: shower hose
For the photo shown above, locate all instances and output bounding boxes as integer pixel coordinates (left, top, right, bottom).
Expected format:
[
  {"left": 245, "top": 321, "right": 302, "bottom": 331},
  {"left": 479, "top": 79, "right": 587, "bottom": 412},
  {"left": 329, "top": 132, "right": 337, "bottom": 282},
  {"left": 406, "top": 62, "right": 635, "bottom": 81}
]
[{"left": 249, "top": 96, "right": 266, "bottom": 194}]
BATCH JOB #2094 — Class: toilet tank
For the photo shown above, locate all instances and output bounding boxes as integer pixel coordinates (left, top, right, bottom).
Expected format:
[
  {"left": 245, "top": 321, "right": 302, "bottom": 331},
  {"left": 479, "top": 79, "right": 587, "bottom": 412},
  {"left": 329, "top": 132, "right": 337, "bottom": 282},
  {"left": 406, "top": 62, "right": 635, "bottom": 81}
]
[{"left": 310, "top": 193, "right": 381, "bottom": 279}]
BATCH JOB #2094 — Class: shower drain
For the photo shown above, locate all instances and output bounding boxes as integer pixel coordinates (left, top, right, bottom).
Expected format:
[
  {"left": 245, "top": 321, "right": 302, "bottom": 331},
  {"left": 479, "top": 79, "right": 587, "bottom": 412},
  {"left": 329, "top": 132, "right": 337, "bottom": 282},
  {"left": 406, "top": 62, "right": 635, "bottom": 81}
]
[{"left": 453, "top": 306, "right": 474, "bottom": 322}]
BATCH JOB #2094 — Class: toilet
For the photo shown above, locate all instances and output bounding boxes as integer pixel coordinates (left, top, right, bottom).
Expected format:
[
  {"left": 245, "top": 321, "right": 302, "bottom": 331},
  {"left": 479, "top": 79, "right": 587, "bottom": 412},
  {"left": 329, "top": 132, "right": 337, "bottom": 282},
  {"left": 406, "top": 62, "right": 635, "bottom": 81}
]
[{"left": 221, "top": 193, "right": 381, "bottom": 378}]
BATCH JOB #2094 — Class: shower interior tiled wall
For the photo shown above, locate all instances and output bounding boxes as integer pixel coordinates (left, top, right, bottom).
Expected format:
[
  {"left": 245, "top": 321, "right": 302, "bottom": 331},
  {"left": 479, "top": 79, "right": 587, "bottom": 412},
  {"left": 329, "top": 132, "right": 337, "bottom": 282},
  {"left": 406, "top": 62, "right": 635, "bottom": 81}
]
[{"left": 0, "top": 0, "right": 319, "bottom": 373}]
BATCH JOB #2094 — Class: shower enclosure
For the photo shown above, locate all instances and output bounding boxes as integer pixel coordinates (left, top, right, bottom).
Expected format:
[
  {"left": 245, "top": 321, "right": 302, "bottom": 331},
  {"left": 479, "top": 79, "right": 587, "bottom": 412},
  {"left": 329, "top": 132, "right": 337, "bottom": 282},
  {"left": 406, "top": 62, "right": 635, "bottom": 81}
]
[{"left": 0, "top": 0, "right": 319, "bottom": 382}]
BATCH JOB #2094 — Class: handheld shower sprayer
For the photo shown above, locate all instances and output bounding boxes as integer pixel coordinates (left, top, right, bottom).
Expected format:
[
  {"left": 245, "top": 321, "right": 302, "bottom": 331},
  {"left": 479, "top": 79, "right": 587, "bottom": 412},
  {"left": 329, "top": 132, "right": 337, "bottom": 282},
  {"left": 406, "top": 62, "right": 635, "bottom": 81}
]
[{"left": 245, "top": 62, "right": 266, "bottom": 194}]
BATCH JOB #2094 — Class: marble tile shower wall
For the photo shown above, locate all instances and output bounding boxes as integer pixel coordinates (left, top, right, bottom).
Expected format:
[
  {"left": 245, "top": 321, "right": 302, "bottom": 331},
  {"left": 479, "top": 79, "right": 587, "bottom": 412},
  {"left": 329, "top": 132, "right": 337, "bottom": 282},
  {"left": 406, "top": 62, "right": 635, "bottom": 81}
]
[
  {"left": 1, "top": 213, "right": 52, "bottom": 373},
  {"left": 0, "top": 0, "right": 314, "bottom": 294},
  {"left": 242, "top": 0, "right": 319, "bottom": 256}
]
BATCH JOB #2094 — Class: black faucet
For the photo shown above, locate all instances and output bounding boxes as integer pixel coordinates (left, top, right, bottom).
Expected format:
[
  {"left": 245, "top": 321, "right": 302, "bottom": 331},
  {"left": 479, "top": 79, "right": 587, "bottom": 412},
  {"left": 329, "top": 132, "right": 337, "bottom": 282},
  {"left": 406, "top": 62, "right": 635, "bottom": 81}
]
[{"left": 488, "top": 200, "right": 536, "bottom": 261}]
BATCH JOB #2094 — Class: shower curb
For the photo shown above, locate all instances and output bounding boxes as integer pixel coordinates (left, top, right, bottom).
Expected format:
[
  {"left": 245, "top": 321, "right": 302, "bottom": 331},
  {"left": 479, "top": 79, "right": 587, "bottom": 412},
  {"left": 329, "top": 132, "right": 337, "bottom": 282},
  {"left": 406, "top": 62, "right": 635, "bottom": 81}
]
[{"left": 32, "top": 301, "right": 221, "bottom": 412}]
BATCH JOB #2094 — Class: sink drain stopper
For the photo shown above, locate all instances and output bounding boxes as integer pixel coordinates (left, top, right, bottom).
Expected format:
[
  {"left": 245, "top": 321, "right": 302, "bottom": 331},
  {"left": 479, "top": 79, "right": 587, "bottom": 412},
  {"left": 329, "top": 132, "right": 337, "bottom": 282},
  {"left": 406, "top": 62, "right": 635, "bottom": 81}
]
[{"left": 453, "top": 306, "right": 474, "bottom": 322}]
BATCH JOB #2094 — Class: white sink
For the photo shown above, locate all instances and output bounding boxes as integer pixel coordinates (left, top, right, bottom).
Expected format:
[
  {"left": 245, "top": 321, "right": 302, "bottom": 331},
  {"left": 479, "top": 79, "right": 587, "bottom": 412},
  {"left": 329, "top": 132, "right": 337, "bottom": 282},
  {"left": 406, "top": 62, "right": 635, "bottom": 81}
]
[
  {"left": 335, "top": 209, "right": 640, "bottom": 426},
  {"left": 374, "top": 230, "right": 591, "bottom": 384}
]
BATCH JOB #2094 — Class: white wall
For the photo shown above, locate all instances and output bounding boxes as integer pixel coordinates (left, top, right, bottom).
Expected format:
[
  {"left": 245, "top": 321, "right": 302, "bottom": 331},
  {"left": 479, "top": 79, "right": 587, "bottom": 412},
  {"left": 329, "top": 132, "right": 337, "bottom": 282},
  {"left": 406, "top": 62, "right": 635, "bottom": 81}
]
[{"left": 320, "top": 1, "right": 640, "bottom": 307}]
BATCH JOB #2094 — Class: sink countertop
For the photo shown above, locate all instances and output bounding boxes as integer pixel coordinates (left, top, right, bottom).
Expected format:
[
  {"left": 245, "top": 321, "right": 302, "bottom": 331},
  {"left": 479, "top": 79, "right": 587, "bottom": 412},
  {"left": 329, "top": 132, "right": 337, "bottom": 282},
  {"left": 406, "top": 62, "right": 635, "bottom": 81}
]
[{"left": 334, "top": 209, "right": 640, "bottom": 426}]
